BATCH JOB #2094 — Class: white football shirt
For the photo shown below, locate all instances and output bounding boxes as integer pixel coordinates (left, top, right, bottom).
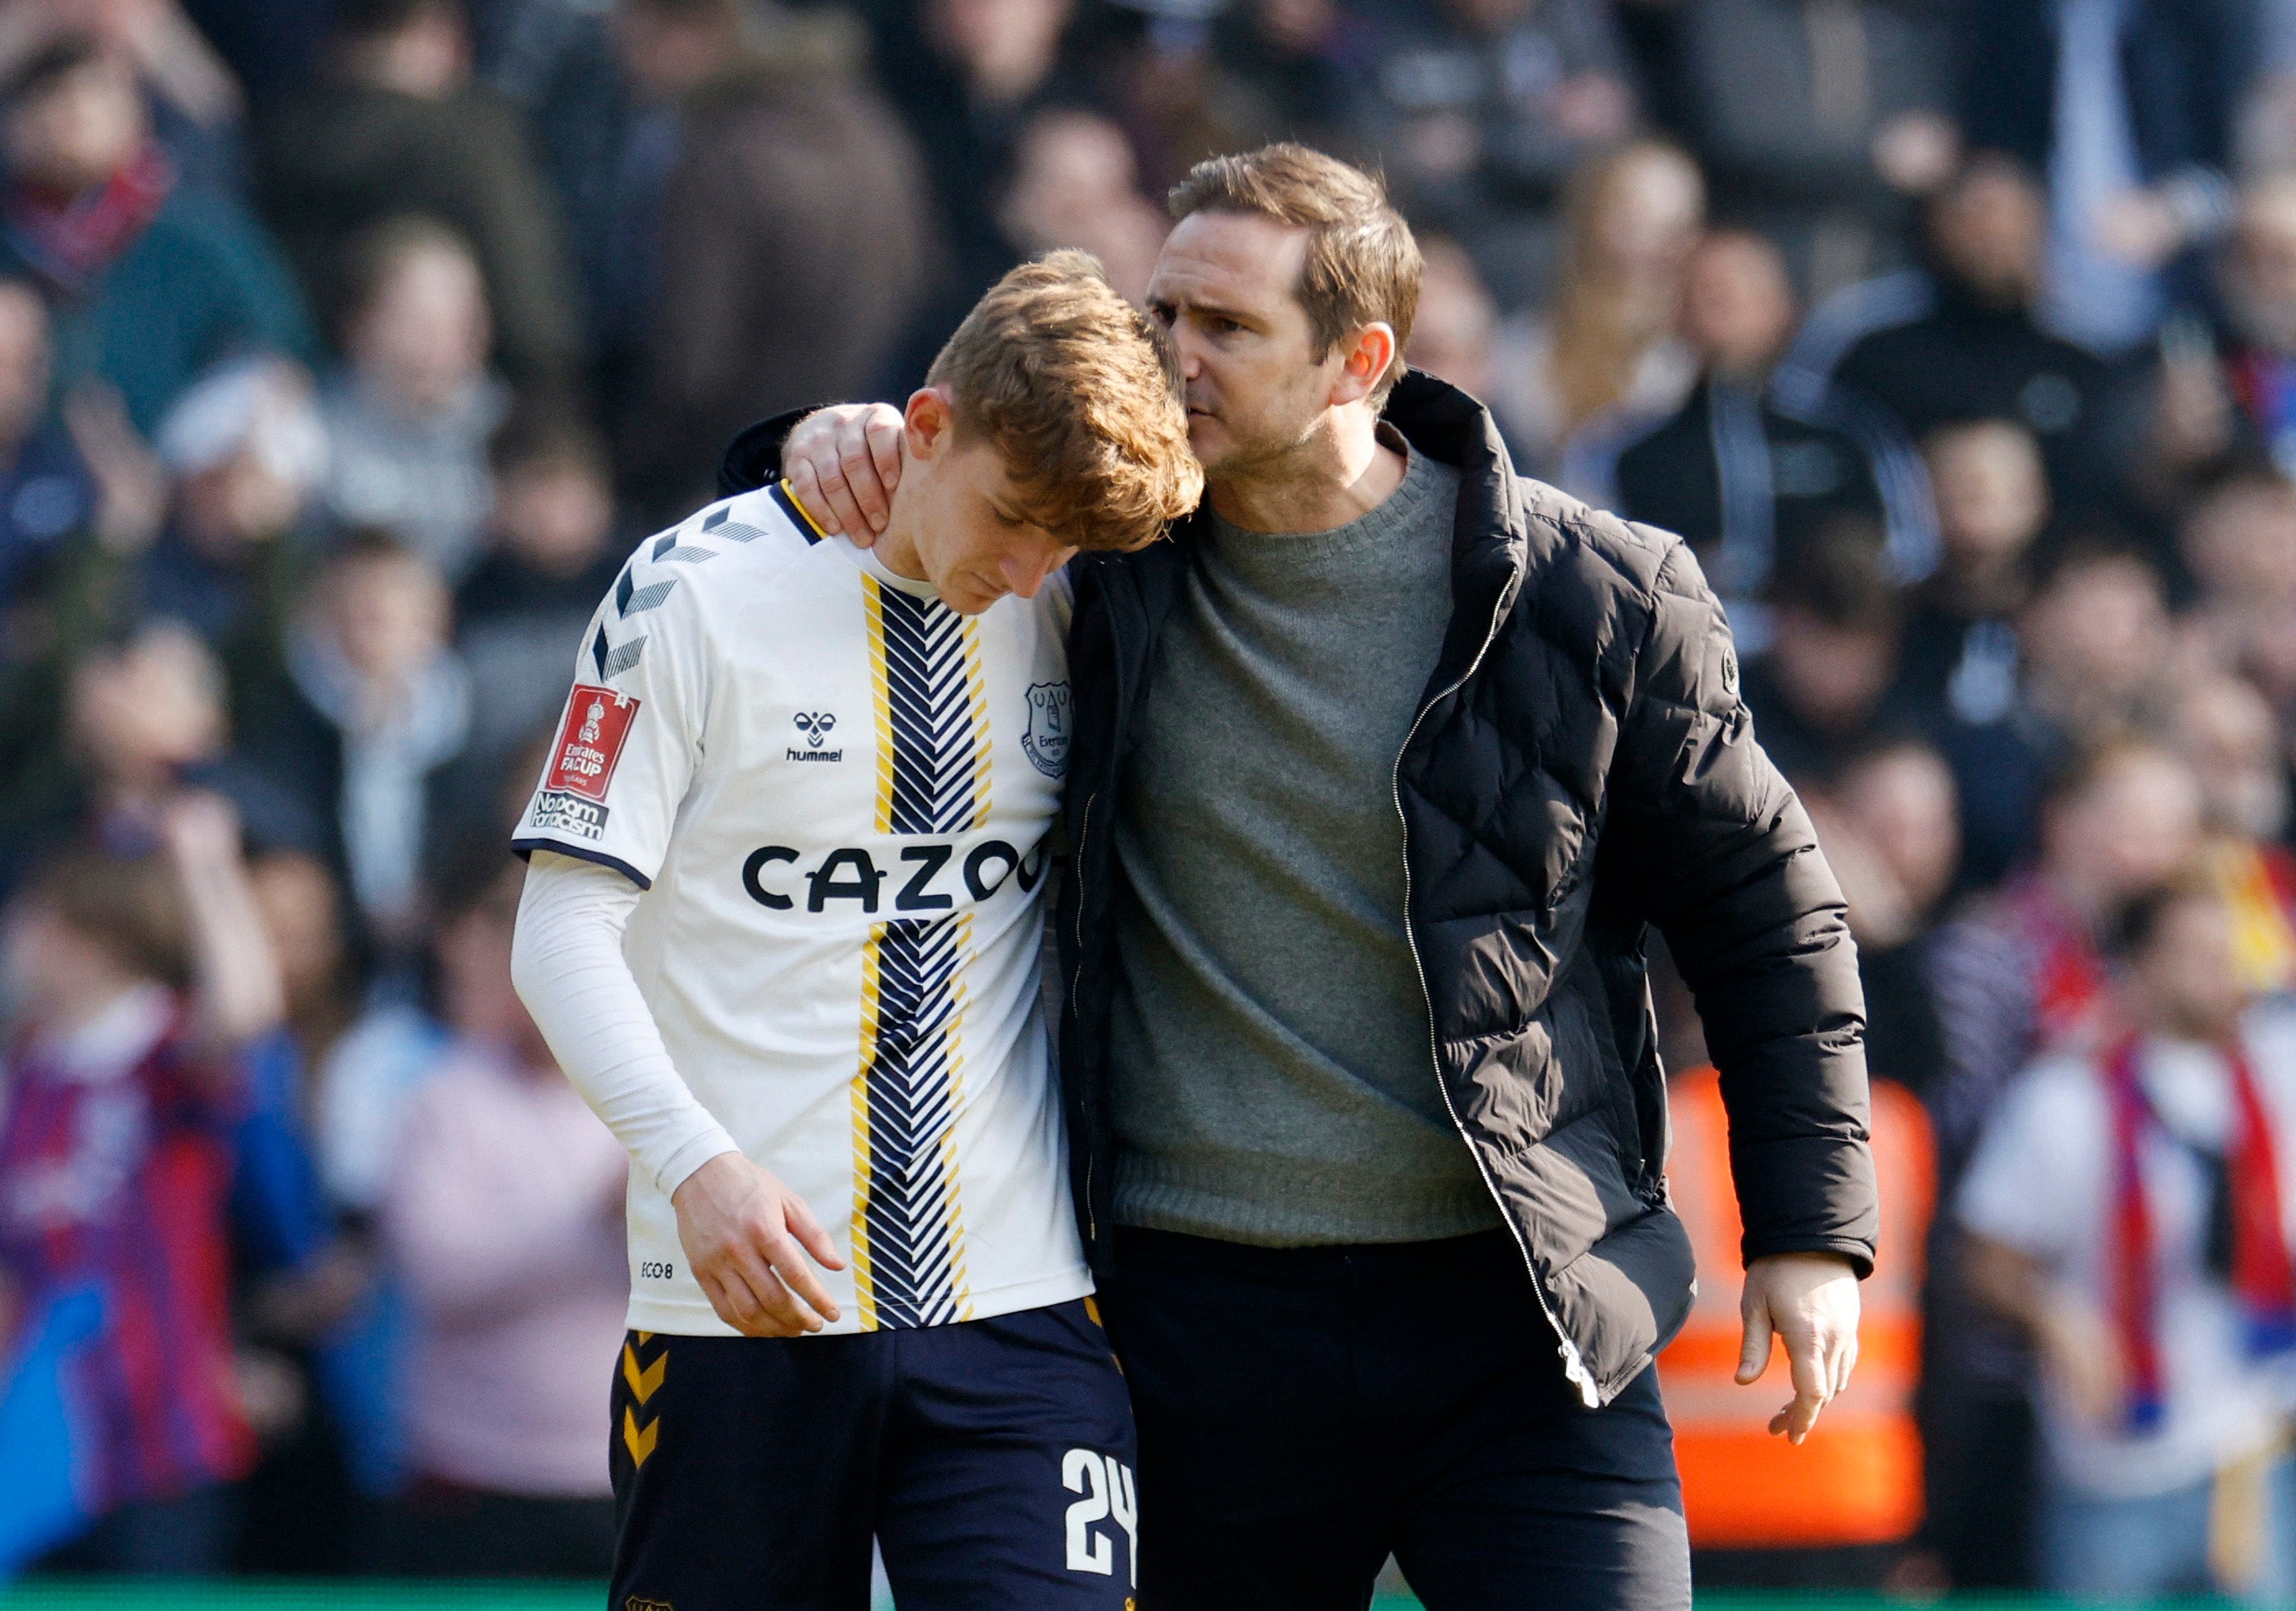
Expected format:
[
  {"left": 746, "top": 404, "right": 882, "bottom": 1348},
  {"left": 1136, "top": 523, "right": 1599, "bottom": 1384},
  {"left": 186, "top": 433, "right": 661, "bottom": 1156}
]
[{"left": 515, "top": 480, "right": 1088, "bottom": 1336}]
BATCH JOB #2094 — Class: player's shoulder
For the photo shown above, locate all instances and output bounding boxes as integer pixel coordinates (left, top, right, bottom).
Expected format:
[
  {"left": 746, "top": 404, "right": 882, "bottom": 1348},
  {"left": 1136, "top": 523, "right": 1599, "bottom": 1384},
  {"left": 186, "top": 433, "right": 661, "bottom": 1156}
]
[
  {"left": 576, "top": 483, "right": 844, "bottom": 687},
  {"left": 598, "top": 483, "right": 838, "bottom": 634},
  {"left": 649, "top": 482, "right": 832, "bottom": 588}
]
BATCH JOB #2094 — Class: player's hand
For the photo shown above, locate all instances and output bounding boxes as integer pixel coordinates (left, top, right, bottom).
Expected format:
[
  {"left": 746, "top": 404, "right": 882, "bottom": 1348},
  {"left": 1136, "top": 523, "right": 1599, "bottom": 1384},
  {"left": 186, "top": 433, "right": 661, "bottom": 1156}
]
[
  {"left": 1737, "top": 1251, "right": 1860, "bottom": 1444},
  {"left": 671, "top": 1152, "right": 847, "bottom": 1337},
  {"left": 783, "top": 403, "right": 905, "bottom": 542}
]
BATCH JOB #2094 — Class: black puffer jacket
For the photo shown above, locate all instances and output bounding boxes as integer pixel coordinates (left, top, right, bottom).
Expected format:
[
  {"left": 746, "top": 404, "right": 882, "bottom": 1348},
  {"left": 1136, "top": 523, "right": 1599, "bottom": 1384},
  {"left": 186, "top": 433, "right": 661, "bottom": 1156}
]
[
  {"left": 720, "top": 372, "right": 1878, "bottom": 1407},
  {"left": 1059, "top": 373, "right": 1874, "bottom": 1406}
]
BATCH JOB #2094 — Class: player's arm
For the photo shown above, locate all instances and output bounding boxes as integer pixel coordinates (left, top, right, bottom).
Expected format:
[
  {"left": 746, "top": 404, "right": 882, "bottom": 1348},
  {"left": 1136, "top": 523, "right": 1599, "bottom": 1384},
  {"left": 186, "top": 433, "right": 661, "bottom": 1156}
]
[{"left": 512, "top": 852, "right": 847, "bottom": 1336}]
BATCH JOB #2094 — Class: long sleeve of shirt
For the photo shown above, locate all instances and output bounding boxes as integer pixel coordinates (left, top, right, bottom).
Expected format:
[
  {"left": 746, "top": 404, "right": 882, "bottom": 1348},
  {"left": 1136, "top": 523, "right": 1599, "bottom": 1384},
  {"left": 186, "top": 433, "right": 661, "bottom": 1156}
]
[{"left": 509, "top": 850, "right": 738, "bottom": 1198}]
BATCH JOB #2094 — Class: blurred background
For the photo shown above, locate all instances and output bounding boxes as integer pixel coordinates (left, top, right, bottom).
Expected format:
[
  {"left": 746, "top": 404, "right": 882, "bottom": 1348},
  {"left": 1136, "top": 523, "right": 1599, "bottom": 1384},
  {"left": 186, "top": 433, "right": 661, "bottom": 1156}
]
[{"left": 5, "top": 0, "right": 2296, "bottom": 1602}]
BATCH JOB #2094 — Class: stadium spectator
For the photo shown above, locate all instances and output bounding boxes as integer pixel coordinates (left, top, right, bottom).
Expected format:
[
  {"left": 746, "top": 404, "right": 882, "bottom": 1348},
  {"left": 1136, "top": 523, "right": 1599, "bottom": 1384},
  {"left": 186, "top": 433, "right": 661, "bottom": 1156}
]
[
  {"left": 1939, "top": 542, "right": 2174, "bottom": 885},
  {"left": 1738, "top": 527, "right": 1901, "bottom": 782},
  {"left": 0, "top": 799, "right": 286, "bottom": 1572},
  {"left": 1959, "top": 0, "right": 2256, "bottom": 358},
  {"left": 1656, "top": 0, "right": 1957, "bottom": 298},
  {"left": 1207, "top": 0, "right": 1379, "bottom": 167},
  {"left": 1347, "top": 0, "right": 1637, "bottom": 307},
  {"left": 1959, "top": 874, "right": 2296, "bottom": 1600},
  {"left": 616, "top": 0, "right": 933, "bottom": 517},
  {"left": 454, "top": 405, "right": 626, "bottom": 764},
  {"left": 2169, "top": 675, "right": 2296, "bottom": 1001},
  {"left": 0, "top": 35, "right": 314, "bottom": 436},
  {"left": 1486, "top": 137, "right": 1703, "bottom": 489},
  {"left": 1891, "top": 418, "right": 2049, "bottom": 727},
  {"left": 1919, "top": 739, "right": 2201, "bottom": 1588},
  {"left": 1, "top": 621, "right": 325, "bottom": 901},
  {"left": 136, "top": 357, "right": 329, "bottom": 703},
  {"left": 0, "top": 0, "right": 247, "bottom": 200},
  {"left": 247, "top": 531, "right": 470, "bottom": 951},
  {"left": 2214, "top": 174, "right": 2296, "bottom": 478},
  {"left": 998, "top": 108, "right": 1167, "bottom": 307},
  {"left": 1929, "top": 738, "right": 2201, "bottom": 1168},
  {"left": 1402, "top": 235, "right": 1499, "bottom": 404},
  {"left": 255, "top": 0, "right": 583, "bottom": 393},
  {"left": 377, "top": 856, "right": 624, "bottom": 1577},
  {"left": 318, "top": 217, "right": 506, "bottom": 584},
  {"left": 1610, "top": 228, "right": 1924, "bottom": 615},
  {"left": 863, "top": 0, "right": 1083, "bottom": 386},
  {"left": 2176, "top": 463, "right": 2296, "bottom": 676},
  {"left": 1820, "top": 740, "right": 1958, "bottom": 1099},
  {"left": 247, "top": 848, "right": 360, "bottom": 1079},
  {"left": 1786, "top": 156, "right": 2137, "bottom": 520},
  {"left": 0, "top": 280, "right": 95, "bottom": 613}
]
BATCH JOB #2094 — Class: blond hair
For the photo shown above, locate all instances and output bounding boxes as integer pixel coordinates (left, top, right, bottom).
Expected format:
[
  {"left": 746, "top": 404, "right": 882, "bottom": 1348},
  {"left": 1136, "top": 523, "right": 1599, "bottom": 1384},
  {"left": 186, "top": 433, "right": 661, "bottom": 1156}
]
[
  {"left": 927, "top": 250, "right": 1201, "bottom": 552},
  {"left": 1167, "top": 143, "right": 1422, "bottom": 404}
]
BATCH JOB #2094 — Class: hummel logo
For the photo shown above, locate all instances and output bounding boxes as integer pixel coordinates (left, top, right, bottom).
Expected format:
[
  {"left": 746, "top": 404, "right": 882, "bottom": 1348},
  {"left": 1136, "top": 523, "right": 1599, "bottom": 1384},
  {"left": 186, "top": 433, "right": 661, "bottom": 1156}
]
[{"left": 788, "top": 709, "right": 843, "bottom": 764}]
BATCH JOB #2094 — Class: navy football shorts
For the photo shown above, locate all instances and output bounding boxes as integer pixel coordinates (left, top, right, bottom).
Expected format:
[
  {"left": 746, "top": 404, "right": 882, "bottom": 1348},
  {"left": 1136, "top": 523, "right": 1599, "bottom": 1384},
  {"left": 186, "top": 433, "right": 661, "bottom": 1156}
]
[{"left": 607, "top": 1298, "right": 1138, "bottom": 1611}]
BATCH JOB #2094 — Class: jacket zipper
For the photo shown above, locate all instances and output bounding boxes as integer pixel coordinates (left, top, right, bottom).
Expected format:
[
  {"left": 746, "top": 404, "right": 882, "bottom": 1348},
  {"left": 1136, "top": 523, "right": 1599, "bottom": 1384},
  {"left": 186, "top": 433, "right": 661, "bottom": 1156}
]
[
  {"left": 1070, "top": 789, "right": 1098, "bottom": 1244},
  {"left": 1390, "top": 585, "right": 1604, "bottom": 1409}
]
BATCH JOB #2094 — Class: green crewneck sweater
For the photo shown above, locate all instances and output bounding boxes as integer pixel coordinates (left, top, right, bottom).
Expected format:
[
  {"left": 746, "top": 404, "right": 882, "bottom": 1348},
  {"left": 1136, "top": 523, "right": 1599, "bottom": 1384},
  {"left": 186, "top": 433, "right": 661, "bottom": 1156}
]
[{"left": 1107, "top": 443, "right": 1503, "bottom": 1245}]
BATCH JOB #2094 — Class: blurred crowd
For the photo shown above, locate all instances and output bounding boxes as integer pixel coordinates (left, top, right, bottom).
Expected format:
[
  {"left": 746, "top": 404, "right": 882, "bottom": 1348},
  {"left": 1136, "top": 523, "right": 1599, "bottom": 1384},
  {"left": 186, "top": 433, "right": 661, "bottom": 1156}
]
[{"left": 7, "top": 0, "right": 2296, "bottom": 1595}]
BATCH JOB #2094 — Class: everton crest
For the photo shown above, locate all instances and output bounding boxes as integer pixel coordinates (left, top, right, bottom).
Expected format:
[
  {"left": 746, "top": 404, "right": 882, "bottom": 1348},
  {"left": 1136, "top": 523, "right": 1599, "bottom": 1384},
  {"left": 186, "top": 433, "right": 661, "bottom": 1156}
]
[{"left": 1022, "top": 681, "right": 1072, "bottom": 778}]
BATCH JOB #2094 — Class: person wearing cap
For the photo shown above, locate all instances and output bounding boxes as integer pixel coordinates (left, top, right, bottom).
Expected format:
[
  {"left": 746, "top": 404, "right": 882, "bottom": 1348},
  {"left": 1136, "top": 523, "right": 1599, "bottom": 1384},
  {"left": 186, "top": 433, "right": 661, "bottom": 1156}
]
[{"left": 131, "top": 353, "right": 330, "bottom": 715}]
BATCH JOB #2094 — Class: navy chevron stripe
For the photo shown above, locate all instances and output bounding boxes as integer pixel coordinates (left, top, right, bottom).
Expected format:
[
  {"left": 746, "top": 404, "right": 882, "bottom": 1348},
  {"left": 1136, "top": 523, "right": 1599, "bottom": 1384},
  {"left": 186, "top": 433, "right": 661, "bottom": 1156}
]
[
  {"left": 859, "top": 917, "right": 966, "bottom": 1329},
  {"left": 876, "top": 588, "right": 980, "bottom": 835}
]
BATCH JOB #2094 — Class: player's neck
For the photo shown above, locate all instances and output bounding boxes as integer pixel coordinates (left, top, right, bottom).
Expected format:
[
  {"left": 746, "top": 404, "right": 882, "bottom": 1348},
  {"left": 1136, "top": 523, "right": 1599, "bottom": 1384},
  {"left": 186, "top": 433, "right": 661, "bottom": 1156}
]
[{"left": 872, "top": 514, "right": 932, "bottom": 584}]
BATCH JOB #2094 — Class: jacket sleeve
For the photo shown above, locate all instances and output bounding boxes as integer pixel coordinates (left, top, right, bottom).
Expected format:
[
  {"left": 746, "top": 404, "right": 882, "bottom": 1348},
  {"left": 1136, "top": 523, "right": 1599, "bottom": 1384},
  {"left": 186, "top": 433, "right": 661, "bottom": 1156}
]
[{"left": 1609, "top": 532, "right": 1878, "bottom": 1276}]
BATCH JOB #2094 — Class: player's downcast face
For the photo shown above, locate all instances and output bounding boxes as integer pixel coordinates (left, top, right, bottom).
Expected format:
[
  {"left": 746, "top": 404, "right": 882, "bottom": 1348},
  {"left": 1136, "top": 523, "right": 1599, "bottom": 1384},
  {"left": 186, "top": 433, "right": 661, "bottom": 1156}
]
[
  {"left": 1148, "top": 210, "right": 1347, "bottom": 474},
  {"left": 897, "top": 418, "right": 1079, "bottom": 616}
]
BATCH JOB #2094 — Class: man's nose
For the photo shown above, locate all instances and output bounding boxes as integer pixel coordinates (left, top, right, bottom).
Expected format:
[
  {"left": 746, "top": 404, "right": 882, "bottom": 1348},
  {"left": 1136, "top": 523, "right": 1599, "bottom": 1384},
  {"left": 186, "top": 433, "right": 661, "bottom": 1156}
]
[
  {"left": 1002, "top": 547, "right": 1074, "bottom": 598},
  {"left": 1000, "top": 553, "right": 1046, "bottom": 598},
  {"left": 1171, "top": 328, "right": 1206, "bottom": 379}
]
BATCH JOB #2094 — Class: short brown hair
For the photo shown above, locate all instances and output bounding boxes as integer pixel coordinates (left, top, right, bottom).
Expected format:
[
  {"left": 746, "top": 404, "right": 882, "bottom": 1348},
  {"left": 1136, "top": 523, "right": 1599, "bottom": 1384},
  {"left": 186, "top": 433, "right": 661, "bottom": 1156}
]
[
  {"left": 1167, "top": 143, "right": 1422, "bottom": 402},
  {"left": 28, "top": 844, "right": 190, "bottom": 988},
  {"left": 927, "top": 249, "right": 1201, "bottom": 552}
]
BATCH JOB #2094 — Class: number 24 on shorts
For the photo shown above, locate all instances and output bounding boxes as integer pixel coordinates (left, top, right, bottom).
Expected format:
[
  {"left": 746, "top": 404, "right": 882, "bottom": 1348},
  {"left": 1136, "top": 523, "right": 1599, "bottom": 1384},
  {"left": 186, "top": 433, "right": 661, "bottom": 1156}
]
[{"left": 1065, "top": 1449, "right": 1138, "bottom": 1587}]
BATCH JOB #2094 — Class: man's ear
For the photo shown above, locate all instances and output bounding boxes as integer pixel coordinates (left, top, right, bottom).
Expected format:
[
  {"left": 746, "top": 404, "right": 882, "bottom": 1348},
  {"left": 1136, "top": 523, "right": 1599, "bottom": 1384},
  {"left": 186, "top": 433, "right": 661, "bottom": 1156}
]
[
  {"left": 1332, "top": 323, "right": 1397, "bottom": 408},
  {"left": 903, "top": 385, "right": 959, "bottom": 461}
]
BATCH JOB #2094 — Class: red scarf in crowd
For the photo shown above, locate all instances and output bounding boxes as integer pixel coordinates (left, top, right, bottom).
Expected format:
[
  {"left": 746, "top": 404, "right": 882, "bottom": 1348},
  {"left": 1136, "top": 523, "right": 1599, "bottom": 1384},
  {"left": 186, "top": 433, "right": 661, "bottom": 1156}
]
[
  {"left": 2009, "top": 876, "right": 2106, "bottom": 1046},
  {"left": 2104, "top": 1032, "right": 2296, "bottom": 1433},
  {"left": 2, "top": 143, "right": 173, "bottom": 293}
]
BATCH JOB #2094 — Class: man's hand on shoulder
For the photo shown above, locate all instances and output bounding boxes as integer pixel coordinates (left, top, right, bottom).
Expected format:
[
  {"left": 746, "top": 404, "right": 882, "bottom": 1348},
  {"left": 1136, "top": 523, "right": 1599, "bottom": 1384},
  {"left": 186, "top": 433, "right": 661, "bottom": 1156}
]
[
  {"left": 671, "top": 1152, "right": 848, "bottom": 1337},
  {"left": 783, "top": 403, "right": 905, "bottom": 543},
  {"left": 1737, "top": 1250, "right": 1861, "bottom": 1444}
]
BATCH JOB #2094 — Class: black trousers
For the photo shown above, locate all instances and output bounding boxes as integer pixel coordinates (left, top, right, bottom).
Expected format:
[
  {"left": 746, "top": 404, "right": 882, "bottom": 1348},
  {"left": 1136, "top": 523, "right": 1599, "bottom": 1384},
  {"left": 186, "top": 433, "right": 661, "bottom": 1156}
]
[{"left": 1100, "top": 1227, "right": 1692, "bottom": 1611}]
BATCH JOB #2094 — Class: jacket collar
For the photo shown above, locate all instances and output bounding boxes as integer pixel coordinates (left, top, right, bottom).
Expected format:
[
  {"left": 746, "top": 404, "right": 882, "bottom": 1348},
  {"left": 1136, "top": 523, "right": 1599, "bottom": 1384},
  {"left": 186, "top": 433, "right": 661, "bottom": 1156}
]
[{"left": 1376, "top": 370, "right": 1529, "bottom": 683}]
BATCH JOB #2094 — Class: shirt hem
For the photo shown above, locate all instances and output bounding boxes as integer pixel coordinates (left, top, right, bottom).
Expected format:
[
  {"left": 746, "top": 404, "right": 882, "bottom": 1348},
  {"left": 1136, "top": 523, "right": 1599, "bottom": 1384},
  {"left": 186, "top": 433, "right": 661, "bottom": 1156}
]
[{"left": 625, "top": 1264, "right": 1094, "bottom": 1337}]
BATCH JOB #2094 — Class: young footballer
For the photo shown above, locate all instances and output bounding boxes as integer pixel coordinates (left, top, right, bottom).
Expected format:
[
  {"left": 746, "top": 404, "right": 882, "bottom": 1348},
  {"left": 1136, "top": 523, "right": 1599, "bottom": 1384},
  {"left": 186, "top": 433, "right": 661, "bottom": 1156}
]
[{"left": 507, "top": 252, "right": 1199, "bottom": 1609}]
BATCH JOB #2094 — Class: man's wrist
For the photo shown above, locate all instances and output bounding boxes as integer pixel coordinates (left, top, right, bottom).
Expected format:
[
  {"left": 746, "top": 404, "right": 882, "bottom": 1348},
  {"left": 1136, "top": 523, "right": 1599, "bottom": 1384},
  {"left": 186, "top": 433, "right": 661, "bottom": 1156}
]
[{"left": 1744, "top": 1241, "right": 1872, "bottom": 1279}]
